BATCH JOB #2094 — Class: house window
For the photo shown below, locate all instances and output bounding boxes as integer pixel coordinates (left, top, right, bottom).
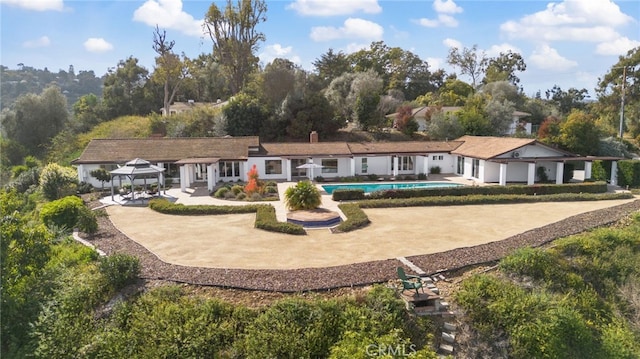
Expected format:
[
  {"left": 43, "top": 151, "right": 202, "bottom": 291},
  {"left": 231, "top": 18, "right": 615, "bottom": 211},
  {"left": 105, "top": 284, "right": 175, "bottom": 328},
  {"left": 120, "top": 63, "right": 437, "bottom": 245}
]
[
  {"left": 393, "top": 156, "right": 414, "bottom": 171},
  {"left": 472, "top": 159, "right": 480, "bottom": 178},
  {"left": 100, "top": 164, "right": 118, "bottom": 171},
  {"left": 265, "top": 160, "right": 282, "bottom": 175},
  {"left": 321, "top": 159, "right": 338, "bottom": 173},
  {"left": 432, "top": 155, "right": 443, "bottom": 161},
  {"left": 361, "top": 158, "right": 368, "bottom": 173},
  {"left": 219, "top": 161, "right": 241, "bottom": 177},
  {"left": 456, "top": 157, "right": 464, "bottom": 175}
]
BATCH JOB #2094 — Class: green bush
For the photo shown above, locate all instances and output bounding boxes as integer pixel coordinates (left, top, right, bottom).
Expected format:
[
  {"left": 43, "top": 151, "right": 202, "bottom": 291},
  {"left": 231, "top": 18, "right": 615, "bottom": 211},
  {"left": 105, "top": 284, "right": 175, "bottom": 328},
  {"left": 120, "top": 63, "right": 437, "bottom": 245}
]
[
  {"left": 255, "top": 206, "right": 305, "bottom": 235},
  {"left": 98, "top": 253, "right": 140, "bottom": 291},
  {"left": 149, "top": 198, "right": 261, "bottom": 215},
  {"left": 417, "top": 173, "right": 427, "bottom": 180},
  {"left": 332, "top": 188, "right": 365, "bottom": 201},
  {"left": 366, "top": 182, "right": 608, "bottom": 200},
  {"left": 214, "top": 187, "right": 230, "bottom": 198},
  {"left": 263, "top": 185, "right": 278, "bottom": 194},
  {"left": 236, "top": 192, "right": 247, "bottom": 200},
  {"left": 334, "top": 203, "right": 370, "bottom": 232},
  {"left": 429, "top": 166, "right": 441, "bottom": 174},
  {"left": 592, "top": 160, "right": 611, "bottom": 181},
  {"left": 284, "top": 180, "right": 321, "bottom": 211},
  {"left": 616, "top": 160, "right": 640, "bottom": 187},
  {"left": 358, "top": 192, "right": 632, "bottom": 209},
  {"left": 40, "top": 196, "right": 85, "bottom": 231},
  {"left": 39, "top": 163, "right": 78, "bottom": 201},
  {"left": 231, "top": 184, "right": 244, "bottom": 195}
]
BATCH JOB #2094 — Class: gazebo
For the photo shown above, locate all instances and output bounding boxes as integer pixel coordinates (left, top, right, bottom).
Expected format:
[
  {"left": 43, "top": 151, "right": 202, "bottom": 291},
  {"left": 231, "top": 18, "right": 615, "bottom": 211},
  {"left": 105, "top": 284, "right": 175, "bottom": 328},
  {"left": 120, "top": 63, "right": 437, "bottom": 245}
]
[{"left": 110, "top": 158, "right": 165, "bottom": 202}]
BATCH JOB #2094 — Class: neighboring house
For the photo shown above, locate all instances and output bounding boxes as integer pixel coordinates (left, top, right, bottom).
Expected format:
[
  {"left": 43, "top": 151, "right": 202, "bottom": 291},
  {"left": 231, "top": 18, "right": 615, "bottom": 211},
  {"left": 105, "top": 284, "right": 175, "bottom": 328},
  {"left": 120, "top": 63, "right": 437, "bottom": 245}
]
[
  {"left": 389, "top": 106, "right": 532, "bottom": 135},
  {"left": 71, "top": 133, "right": 619, "bottom": 193},
  {"left": 161, "top": 99, "right": 227, "bottom": 116}
]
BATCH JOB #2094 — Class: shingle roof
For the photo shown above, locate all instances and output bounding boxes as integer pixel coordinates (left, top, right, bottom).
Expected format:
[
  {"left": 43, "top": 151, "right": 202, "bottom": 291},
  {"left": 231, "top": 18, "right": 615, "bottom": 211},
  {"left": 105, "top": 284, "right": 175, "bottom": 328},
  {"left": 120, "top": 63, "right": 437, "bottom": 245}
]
[
  {"left": 259, "top": 142, "right": 352, "bottom": 157},
  {"left": 451, "top": 135, "right": 546, "bottom": 160},
  {"left": 72, "top": 137, "right": 259, "bottom": 164},
  {"left": 347, "top": 141, "right": 463, "bottom": 155}
]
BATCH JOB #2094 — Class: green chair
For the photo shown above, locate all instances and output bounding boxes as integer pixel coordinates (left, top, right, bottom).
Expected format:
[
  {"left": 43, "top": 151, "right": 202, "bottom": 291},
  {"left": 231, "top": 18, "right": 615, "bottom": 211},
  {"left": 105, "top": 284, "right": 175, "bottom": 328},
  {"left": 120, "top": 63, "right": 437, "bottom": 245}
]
[{"left": 397, "top": 267, "right": 424, "bottom": 295}]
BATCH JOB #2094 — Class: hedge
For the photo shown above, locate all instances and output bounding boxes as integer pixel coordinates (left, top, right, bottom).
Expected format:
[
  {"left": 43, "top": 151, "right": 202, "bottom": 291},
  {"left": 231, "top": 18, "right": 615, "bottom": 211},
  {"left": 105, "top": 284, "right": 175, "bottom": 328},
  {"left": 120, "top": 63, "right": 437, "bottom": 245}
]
[
  {"left": 254, "top": 206, "right": 305, "bottom": 235},
  {"left": 617, "top": 160, "right": 640, "bottom": 187},
  {"left": 332, "top": 189, "right": 365, "bottom": 201},
  {"left": 148, "top": 198, "right": 305, "bottom": 235},
  {"left": 333, "top": 203, "right": 370, "bottom": 232},
  {"left": 357, "top": 192, "right": 634, "bottom": 209},
  {"left": 365, "top": 181, "right": 608, "bottom": 200}
]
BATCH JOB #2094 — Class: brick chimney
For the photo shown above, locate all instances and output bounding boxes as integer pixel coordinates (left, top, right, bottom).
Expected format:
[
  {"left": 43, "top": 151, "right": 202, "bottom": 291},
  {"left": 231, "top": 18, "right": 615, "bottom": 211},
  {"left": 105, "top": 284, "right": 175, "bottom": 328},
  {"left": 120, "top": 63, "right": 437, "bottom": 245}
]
[{"left": 310, "top": 131, "right": 318, "bottom": 143}]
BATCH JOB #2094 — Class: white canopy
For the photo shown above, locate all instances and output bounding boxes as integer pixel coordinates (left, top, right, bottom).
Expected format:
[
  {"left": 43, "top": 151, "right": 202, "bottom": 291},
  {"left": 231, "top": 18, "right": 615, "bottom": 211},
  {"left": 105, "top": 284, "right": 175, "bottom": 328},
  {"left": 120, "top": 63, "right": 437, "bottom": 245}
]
[{"left": 110, "top": 158, "right": 165, "bottom": 202}]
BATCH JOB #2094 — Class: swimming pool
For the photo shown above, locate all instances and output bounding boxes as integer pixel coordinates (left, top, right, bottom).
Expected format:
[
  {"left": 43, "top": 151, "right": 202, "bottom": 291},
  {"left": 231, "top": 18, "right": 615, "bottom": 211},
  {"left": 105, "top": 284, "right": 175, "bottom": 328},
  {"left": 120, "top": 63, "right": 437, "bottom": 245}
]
[{"left": 321, "top": 182, "right": 462, "bottom": 194}]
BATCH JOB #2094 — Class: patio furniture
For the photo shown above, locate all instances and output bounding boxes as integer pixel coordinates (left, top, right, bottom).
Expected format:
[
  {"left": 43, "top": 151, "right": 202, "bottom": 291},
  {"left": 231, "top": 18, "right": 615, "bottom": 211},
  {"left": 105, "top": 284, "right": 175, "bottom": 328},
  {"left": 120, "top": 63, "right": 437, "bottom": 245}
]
[{"left": 397, "top": 267, "right": 424, "bottom": 295}]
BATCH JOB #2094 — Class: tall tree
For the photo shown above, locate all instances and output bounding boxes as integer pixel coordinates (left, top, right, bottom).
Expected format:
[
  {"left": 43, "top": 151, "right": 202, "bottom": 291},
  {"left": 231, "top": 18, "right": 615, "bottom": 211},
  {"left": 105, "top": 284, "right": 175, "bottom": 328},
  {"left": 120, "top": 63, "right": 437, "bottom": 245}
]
[
  {"left": 483, "top": 51, "right": 526, "bottom": 85},
  {"left": 1, "top": 86, "right": 68, "bottom": 157},
  {"left": 152, "top": 26, "right": 189, "bottom": 116},
  {"left": 447, "top": 44, "right": 488, "bottom": 89},
  {"left": 560, "top": 110, "right": 601, "bottom": 156},
  {"left": 222, "top": 93, "right": 267, "bottom": 136},
  {"left": 545, "top": 85, "right": 588, "bottom": 116},
  {"left": 312, "top": 49, "right": 352, "bottom": 88},
  {"left": 71, "top": 93, "right": 103, "bottom": 132},
  {"left": 594, "top": 46, "right": 639, "bottom": 138},
  {"left": 101, "top": 57, "right": 150, "bottom": 119},
  {"left": 204, "top": 0, "right": 267, "bottom": 94}
]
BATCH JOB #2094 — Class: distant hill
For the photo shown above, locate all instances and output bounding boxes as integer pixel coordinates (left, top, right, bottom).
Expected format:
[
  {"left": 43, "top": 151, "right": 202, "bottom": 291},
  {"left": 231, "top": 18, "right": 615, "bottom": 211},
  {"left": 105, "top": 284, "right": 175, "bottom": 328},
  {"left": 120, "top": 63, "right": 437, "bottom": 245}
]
[{"left": 0, "top": 65, "right": 103, "bottom": 110}]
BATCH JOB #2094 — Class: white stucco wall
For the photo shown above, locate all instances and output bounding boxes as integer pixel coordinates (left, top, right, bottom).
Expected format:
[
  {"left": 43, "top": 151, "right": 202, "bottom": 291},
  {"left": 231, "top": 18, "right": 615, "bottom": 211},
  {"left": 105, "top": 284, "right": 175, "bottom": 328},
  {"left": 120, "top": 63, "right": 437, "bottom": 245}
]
[{"left": 247, "top": 157, "right": 289, "bottom": 181}]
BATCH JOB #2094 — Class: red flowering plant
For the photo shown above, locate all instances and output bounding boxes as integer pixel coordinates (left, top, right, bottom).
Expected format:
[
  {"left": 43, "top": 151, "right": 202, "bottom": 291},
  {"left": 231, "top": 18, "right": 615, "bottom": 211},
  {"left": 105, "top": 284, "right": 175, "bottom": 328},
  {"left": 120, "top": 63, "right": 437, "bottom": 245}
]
[{"left": 244, "top": 164, "right": 261, "bottom": 195}]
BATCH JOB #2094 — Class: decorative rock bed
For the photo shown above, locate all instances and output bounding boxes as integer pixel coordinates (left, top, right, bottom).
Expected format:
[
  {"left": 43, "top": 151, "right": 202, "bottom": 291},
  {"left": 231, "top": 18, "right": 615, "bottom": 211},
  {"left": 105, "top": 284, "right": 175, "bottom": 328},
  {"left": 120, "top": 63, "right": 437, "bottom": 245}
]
[{"left": 83, "top": 199, "right": 640, "bottom": 292}]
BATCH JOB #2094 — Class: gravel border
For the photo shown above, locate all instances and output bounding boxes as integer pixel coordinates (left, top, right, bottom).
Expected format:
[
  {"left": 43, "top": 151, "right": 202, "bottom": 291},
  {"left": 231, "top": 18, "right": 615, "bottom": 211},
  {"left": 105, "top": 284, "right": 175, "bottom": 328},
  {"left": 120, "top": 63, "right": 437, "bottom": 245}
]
[{"left": 84, "top": 199, "right": 640, "bottom": 292}]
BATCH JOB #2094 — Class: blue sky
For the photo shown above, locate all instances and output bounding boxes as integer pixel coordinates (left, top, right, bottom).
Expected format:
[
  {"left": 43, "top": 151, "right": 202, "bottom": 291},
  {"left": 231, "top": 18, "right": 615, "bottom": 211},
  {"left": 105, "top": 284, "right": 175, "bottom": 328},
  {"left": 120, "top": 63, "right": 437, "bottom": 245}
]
[{"left": 1, "top": 0, "right": 638, "bottom": 98}]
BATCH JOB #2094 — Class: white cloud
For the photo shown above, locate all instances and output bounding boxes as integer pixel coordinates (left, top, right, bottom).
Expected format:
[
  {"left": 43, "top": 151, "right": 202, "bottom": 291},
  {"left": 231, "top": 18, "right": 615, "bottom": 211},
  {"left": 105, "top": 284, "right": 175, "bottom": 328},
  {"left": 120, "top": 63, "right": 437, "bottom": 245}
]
[
  {"left": 22, "top": 36, "right": 50, "bottom": 48},
  {"left": 433, "top": 0, "right": 462, "bottom": 14},
  {"left": 486, "top": 43, "right": 522, "bottom": 57},
  {"left": 426, "top": 57, "right": 444, "bottom": 70},
  {"left": 596, "top": 37, "right": 640, "bottom": 56},
  {"left": 310, "top": 18, "right": 383, "bottom": 42},
  {"left": 287, "top": 0, "right": 381, "bottom": 16},
  {"left": 344, "top": 42, "right": 368, "bottom": 54},
  {"left": 260, "top": 44, "right": 301, "bottom": 65},
  {"left": 133, "top": 0, "right": 204, "bottom": 37},
  {"left": 529, "top": 44, "right": 577, "bottom": 71},
  {"left": 442, "top": 38, "right": 462, "bottom": 49},
  {"left": 0, "top": 0, "right": 63, "bottom": 11},
  {"left": 417, "top": 0, "right": 463, "bottom": 28},
  {"left": 83, "top": 38, "right": 114, "bottom": 53},
  {"left": 501, "top": 0, "right": 634, "bottom": 42}
]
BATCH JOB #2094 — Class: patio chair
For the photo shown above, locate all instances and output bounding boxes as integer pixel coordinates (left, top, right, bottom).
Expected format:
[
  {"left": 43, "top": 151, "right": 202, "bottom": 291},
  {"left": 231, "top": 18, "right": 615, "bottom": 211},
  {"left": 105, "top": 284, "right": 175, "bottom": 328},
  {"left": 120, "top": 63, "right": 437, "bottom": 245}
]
[{"left": 397, "top": 267, "right": 424, "bottom": 295}]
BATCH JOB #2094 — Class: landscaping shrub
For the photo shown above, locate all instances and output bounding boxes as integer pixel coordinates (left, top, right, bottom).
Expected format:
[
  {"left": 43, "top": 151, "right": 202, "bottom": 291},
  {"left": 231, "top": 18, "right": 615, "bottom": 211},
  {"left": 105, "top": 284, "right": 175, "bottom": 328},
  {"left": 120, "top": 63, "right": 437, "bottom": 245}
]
[
  {"left": 417, "top": 173, "right": 427, "bottom": 180},
  {"left": 334, "top": 203, "right": 370, "bottom": 232},
  {"left": 358, "top": 192, "right": 632, "bottom": 209},
  {"left": 592, "top": 160, "right": 611, "bottom": 182},
  {"left": 332, "top": 188, "right": 365, "bottom": 201},
  {"left": 284, "top": 180, "right": 321, "bottom": 211},
  {"left": 366, "top": 181, "right": 609, "bottom": 200},
  {"left": 616, "top": 160, "right": 640, "bottom": 187},
  {"left": 98, "top": 253, "right": 140, "bottom": 291},
  {"left": 40, "top": 196, "right": 86, "bottom": 231},
  {"left": 254, "top": 206, "right": 305, "bottom": 235},
  {"left": 149, "top": 198, "right": 262, "bottom": 215},
  {"left": 429, "top": 166, "right": 441, "bottom": 174},
  {"left": 231, "top": 185, "right": 244, "bottom": 195},
  {"left": 39, "top": 163, "right": 78, "bottom": 201},
  {"left": 263, "top": 185, "right": 278, "bottom": 194},
  {"left": 235, "top": 192, "right": 247, "bottom": 200},
  {"left": 214, "top": 187, "right": 230, "bottom": 198}
]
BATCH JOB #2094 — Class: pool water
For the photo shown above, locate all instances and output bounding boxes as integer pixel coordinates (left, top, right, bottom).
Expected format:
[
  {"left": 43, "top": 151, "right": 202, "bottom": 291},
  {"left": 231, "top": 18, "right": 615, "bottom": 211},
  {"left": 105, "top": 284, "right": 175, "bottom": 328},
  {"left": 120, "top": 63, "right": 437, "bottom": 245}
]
[{"left": 321, "top": 182, "right": 462, "bottom": 194}]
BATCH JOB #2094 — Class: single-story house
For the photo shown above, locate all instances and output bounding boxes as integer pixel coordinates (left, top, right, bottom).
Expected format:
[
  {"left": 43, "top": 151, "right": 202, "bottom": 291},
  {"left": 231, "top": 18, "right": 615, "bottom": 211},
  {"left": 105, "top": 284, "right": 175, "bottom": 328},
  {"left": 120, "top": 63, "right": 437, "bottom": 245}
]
[{"left": 71, "top": 132, "right": 619, "bottom": 192}]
